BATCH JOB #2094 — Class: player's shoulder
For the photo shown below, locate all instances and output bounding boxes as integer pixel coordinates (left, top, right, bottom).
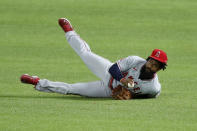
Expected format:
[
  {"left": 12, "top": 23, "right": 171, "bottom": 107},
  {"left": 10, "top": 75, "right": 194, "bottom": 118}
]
[
  {"left": 147, "top": 74, "right": 160, "bottom": 85},
  {"left": 141, "top": 76, "right": 161, "bottom": 98},
  {"left": 149, "top": 75, "right": 161, "bottom": 92},
  {"left": 142, "top": 75, "right": 161, "bottom": 91},
  {"left": 128, "top": 56, "right": 146, "bottom": 65},
  {"left": 128, "top": 55, "right": 145, "bottom": 61}
]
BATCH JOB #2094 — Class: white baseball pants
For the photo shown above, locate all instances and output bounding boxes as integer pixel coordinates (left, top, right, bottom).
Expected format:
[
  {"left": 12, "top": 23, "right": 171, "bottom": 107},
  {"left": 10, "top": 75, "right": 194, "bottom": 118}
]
[{"left": 35, "top": 31, "right": 113, "bottom": 97}]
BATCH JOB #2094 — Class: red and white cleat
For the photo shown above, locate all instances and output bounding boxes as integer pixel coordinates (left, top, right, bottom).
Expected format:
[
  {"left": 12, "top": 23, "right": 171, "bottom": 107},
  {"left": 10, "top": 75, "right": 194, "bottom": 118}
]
[
  {"left": 58, "top": 18, "right": 73, "bottom": 32},
  {"left": 20, "top": 74, "right": 40, "bottom": 85}
]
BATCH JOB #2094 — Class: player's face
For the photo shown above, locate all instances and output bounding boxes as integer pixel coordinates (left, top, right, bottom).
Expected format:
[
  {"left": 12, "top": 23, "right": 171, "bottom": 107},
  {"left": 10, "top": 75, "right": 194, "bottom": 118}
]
[{"left": 145, "top": 59, "right": 161, "bottom": 73}]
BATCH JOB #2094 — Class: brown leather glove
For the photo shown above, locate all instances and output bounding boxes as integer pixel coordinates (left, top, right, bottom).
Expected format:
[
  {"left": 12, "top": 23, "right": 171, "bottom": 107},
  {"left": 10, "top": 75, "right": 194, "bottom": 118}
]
[{"left": 112, "top": 85, "right": 132, "bottom": 100}]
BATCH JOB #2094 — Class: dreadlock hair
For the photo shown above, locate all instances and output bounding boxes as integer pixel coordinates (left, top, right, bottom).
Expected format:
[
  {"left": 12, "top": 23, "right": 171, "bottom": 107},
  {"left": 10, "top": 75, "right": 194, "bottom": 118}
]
[{"left": 146, "top": 57, "right": 167, "bottom": 70}]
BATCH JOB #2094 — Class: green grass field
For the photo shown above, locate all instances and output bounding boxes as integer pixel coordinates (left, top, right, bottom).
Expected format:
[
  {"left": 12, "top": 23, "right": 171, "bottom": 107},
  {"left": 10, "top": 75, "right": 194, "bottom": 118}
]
[{"left": 0, "top": 0, "right": 197, "bottom": 130}]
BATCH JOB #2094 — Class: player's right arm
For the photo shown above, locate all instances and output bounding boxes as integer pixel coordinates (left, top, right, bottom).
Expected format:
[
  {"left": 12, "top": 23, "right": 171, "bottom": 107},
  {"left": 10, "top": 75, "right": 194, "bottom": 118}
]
[
  {"left": 109, "top": 56, "right": 137, "bottom": 87},
  {"left": 116, "top": 56, "right": 137, "bottom": 72}
]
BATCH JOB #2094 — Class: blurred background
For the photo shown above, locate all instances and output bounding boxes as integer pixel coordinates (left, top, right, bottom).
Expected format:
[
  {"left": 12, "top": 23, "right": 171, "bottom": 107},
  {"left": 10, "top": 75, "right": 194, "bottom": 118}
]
[{"left": 0, "top": 0, "right": 197, "bottom": 130}]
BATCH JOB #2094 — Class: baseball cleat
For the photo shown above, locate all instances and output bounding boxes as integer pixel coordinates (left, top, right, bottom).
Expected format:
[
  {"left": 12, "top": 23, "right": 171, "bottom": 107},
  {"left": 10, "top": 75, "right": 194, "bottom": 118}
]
[
  {"left": 20, "top": 74, "right": 40, "bottom": 85},
  {"left": 58, "top": 18, "right": 73, "bottom": 32}
]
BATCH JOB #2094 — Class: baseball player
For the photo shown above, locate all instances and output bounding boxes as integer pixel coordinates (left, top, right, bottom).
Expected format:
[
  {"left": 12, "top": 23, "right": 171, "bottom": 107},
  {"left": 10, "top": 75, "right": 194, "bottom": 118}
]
[{"left": 20, "top": 18, "right": 168, "bottom": 100}]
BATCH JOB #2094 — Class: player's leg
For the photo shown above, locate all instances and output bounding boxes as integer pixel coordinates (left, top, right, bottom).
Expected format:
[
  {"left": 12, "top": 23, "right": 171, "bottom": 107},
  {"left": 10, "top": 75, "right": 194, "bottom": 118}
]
[
  {"left": 66, "top": 31, "right": 112, "bottom": 80},
  {"left": 20, "top": 74, "right": 112, "bottom": 97},
  {"left": 36, "top": 79, "right": 111, "bottom": 97},
  {"left": 59, "top": 18, "right": 113, "bottom": 81}
]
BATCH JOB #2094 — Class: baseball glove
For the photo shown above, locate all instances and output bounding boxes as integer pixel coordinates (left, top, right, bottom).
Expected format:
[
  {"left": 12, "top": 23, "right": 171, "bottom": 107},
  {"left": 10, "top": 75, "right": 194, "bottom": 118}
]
[{"left": 112, "top": 85, "right": 132, "bottom": 100}]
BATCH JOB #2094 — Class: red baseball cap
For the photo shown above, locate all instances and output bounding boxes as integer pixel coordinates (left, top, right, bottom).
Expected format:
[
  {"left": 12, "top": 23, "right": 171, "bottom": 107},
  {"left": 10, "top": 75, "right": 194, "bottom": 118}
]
[{"left": 149, "top": 49, "right": 168, "bottom": 64}]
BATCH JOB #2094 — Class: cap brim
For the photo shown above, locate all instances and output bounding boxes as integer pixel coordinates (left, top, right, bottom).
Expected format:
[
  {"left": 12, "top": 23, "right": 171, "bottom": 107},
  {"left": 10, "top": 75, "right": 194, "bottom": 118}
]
[{"left": 149, "top": 56, "right": 167, "bottom": 64}]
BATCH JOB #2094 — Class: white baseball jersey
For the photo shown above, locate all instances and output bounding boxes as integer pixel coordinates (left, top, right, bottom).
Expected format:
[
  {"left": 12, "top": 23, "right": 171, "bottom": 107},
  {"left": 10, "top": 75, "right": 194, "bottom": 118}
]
[{"left": 109, "top": 56, "right": 161, "bottom": 97}]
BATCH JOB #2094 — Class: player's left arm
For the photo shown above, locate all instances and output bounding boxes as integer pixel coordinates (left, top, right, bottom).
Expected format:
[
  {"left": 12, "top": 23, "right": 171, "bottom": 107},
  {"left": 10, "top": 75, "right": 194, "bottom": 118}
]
[{"left": 131, "top": 83, "right": 161, "bottom": 99}]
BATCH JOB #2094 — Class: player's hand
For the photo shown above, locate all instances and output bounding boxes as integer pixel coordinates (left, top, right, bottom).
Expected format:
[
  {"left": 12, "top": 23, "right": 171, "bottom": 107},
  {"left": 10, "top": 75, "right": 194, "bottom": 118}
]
[
  {"left": 120, "top": 78, "right": 134, "bottom": 88},
  {"left": 112, "top": 85, "right": 132, "bottom": 100}
]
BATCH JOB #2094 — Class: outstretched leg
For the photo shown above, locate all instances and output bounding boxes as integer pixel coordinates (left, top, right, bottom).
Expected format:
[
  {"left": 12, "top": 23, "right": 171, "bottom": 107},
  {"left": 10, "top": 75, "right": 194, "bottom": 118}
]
[
  {"left": 20, "top": 19, "right": 114, "bottom": 98},
  {"left": 36, "top": 79, "right": 111, "bottom": 97},
  {"left": 59, "top": 18, "right": 113, "bottom": 81},
  {"left": 20, "top": 74, "right": 112, "bottom": 97}
]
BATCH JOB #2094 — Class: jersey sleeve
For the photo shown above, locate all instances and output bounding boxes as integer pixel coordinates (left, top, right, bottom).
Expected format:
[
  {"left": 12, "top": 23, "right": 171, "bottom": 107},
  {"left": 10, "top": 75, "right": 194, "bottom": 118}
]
[
  {"left": 135, "top": 80, "right": 161, "bottom": 98},
  {"left": 108, "top": 63, "right": 124, "bottom": 81},
  {"left": 129, "top": 75, "right": 161, "bottom": 98},
  {"left": 116, "top": 56, "right": 138, "bottom": 72}
]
